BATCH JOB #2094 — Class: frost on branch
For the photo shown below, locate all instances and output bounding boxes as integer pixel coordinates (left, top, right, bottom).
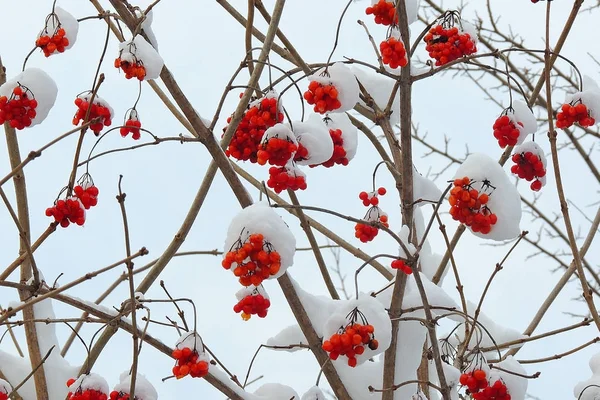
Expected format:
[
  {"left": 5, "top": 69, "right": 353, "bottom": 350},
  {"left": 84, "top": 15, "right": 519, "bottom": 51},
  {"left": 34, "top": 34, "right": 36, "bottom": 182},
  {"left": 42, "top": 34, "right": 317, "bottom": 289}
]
[
  {"left": 0, "top": 68, "right": 58, "bottom": 129},
  {"left": 452, "top": 153, "right": 522, "bottom": 240},
  {"left": 111, "top": 372, "right": 157, "bottom": 400},
  {"left": 305, "top": 62, "right": 359, "bottom": 113},
  {"left": 115, "top": 35, "right": 164, "bottom": 81},
  {"left": 253, "top": 383, "right": 299, "bottom": 400},
  {"left": 292, "top": 114, "right": 334, "bottom": 166},
  {"left": 575, "top": 351, "right": 600, "bottom": 400},
  {"left": 36, "top": 6, "right": 79, "bottom": 57}
]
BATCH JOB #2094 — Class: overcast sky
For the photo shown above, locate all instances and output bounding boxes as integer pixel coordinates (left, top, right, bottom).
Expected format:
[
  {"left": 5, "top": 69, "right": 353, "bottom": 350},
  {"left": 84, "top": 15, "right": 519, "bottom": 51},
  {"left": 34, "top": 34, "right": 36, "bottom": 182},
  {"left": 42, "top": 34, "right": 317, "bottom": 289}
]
[{"left": 1, "top": 0, "right": 599, "bottom": 399}]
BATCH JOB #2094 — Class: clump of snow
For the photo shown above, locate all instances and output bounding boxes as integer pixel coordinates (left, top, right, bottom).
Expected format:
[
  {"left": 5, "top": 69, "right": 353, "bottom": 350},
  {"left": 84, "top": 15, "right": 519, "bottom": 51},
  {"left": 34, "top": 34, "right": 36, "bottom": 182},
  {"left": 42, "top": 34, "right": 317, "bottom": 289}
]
[
  {"left": 429, "top": 361, "right": 461, "bottom": 400},
  {"left": 453, "top": 153, "right": 522, "bottom": 240},
  {"left": 254, "top": 383, "right": 299, "bottom": 399},
  {"left": 288, "top": 276, "right": 338, "bottom": 336},
  {"left": 397, "top": 224, "right": 417, "bottom": 259},
  {"left": 309, "top": 63, "right": 359, "bottom": 113},
  {"left": 68, "top": 373, "right": 109, "bottom": 395},
  {"left": 413, "top": 165, "right": 443, "bottom": 206},
  {"left": 322, "top": 295, "right": 392, "bottom": 366},
  {"left": 262, "top": 123, "right": 297, "bottom": 146},
  {"left": 224, "top": 201, "right": 296, "bottom": 279},
  {"left": 575, "top": 351, "right": 600, "bottom": 399},
  {"left": 266, "top": 324, "right": 308, "bottom": 350},
  {"left": 0, "top": 378, "right": 10, "bottom": 394},
  {"left": 175, "top": 331, "right": 205, "bottom": 353},
  {"left": 324, "top": 112, "right": 358, "bottom": 161},
  {"left": 352, "top": 66, "right": 401, "bottom": 125},
  {"left": 118, "top": 35, "right": 164, "bottom": 80},
  {"left": 301, "top": 386, "right": 326, "bottom": 400},
  {"left": 38, "top": 6, "right": 79, "bottom": 52},
  {"left": 292, "top": 114, "right": 334, "bottom": 166},
  {"left": 461, "top": 20, "right": 479, "bottom": 45},
  {"left": 512, "top": 141, "right": 547, "bottom": 188},
  {"left": 113, "top": 372, "right": 157, "bottom": 400},
  {"left": 564, "top": 75, "right": 600, "bottom": 120},
  {"left": 403, "top": 271, "right": 460, "bottom": 314},
  {"left": 511, "top": 100, "right": 538, "bottom": 143},
  {"left": 235, "top": 284, "right": 269, "bottom": 302},
  {"left": 134, "top": 9, "right": 158, "bottom": 50},
  {"left": 489, "top": 356, "right": 528, "bottom": 400},
  {"left": 0, "top": 68, "right": 58, "bottom": 127}
]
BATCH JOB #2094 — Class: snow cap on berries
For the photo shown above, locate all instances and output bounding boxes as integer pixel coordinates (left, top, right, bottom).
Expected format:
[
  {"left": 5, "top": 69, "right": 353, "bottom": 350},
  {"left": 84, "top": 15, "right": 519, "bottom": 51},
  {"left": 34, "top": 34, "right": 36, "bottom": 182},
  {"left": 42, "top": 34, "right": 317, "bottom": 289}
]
[
  {"left": 292, "top": 114, "right": 334, "bottom": 166},
  {"left": 301, "top": 386, "right": 326, "bottom": 400},
  {"left": 37, "top": 6, "right": 79, "bottom": 52},
  {"left": 223, "top": 201, "right": 296, "bottom": 279},
  {"left": 412, "top": 165, "right": 442, "bottom": 206},
  {"left": 324, "top": 112, "right": 358, "bottom": 161},
  {"left": 352, "top": 66, "right": 401, "bottom": 125},
  {"left": 118, "top": 35, "right": 164, "bottom": 80},
  {"left": 512, "top": 141, "right": 547, "bottom": 189},
  {"left": 235, "top": 284, "right": 269, "bottom": 302},
  {"left": 133, "top": 9, "right": 158, "bottom": 50},
  {"left": 309, "top": 63, "right": 359, "bottom": 113},
  {"left": 578, "top": 75, "right": 600, "bottom": 120},
  {"left": 253, "top": 383, "right": 299, "bottom": 400},
  {"left": 113, "top": 372, "right": 157, "bottom": 400},
  {"left": 0, "top": 68, "right": 58, "bottom": 127},
  {"left": 0, "top": 378, "right": 10, "bottom": 395},
  {"left": 175, "top": 331, "right": 205, "bottom": 353},
  {"left": 488, "top": 356, "right": 528, "bottom": 400},
  {"left": 575, "top": 351, "right": 600, "bottom": 400},
  {"left": 68, "top": 373, "right": 109, "bottom": 396},
  {"left": 453, "top": 153, "right": 522, "bottom": 240}
]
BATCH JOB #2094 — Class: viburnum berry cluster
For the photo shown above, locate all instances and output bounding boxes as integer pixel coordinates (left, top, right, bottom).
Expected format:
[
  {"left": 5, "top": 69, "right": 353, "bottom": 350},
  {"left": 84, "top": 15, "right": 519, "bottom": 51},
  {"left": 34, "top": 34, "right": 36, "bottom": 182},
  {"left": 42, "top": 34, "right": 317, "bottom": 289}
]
[
  {"left": 0, "top": 85, "right": 38, "bottom": 130},
  {"left": 222, "top": 232, "right": 282, "bottom": 287},
  {"left": 108, "top": 391, "right": 130, "bottom": 400},
  {"left": 225, "top": 93, "right": 284, "bottom": 162},
  {"left": 322, "top": 308, "right": 379, "bottom": 367},
  {"left": 380, "top": 36, "right": 408, "bottom": 69},
  {"left": 424, "top": 12, "right": 477, "bottom": 66},
  {"left": 46, "top": 197, "right": 85, "bottom": 227},
  {"left": 36, "top": 25, "right": 69, "bottom": 57},
  {"left": 556, "top": 101, "right": 596, "bottom": 129},
  {"left": 172, "top": 347, "right": 210, "bottom": 379},
  {"left": 66, "top": 378, "right": 108, "bottom": 400},
  {"left": 365, "top": 0, "right": 398, "bottom": 26},
  {"left": 391, "top": 259, "right": 413, "bottom": 275},
  {"left": 73, "top": 174, "right": 99, "bottom": 210},
  {"left": 73, "top": 93, "right": 113, "bottom": 135},
  {"left": 115, "top": 48, "right": 146, "bottom": 81},
  {"left": 355, "top": 206, "right": 389, "bottom": 243},
  {"left": 233, "top": 286, "right": 271, "bottom": 320},
  {"left": 511, "top": 148, "right": 546, "bottom": 192},
  {"left": 449, "top": 176, "right": 498, "bottom": 234},
  {"left": 359, "top": 187, "right": 386, "bottom": 207},
  {"left": 267, "top": 162, "right": 307, "bottom": 193},
  {"left": 493, "top": 112, "right": 524, "bottom": 148},
  {"left": 459, "top": 369, "right": 489, "bottom": 395},
  {"left": 304, "top": 80, "right": 341, "bottom": 114},
  {"left": 0, "top": 393, "right": 6, "bottom": 400},
  {"left": 257, "top": 125, "right": 298, "bottom": 166},
  {"left": 120, "top": 109, "right": 142, "bottom": 140},
  {"left": 312, "top": 126, "right": 348, "bottom": 167},
  {"left": 473, "top": 380, "right": 511, "bottom": 400}
]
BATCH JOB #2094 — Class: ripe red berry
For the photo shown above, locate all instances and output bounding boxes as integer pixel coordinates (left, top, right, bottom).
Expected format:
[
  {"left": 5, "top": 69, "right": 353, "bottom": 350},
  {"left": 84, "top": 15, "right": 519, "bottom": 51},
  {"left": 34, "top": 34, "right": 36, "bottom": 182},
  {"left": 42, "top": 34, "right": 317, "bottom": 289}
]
[
  {"left": 448, "top": 176, "right": 498, "bottom": 234},
  {"left": 36, "top": 19, "right": 70, "bottom": 57},
  {"left": 556, "top": 101, "right": 596, "bottom": 129},
  {"left": 0, "top": 84, "right": 39, "bottom": 130},
  {"left": 380, "top": 37, "right": 408, "bottom": 69},
  {"left": 72, "top": 93, "right": 113, "bottom": 136},
  {"left": 423, "top": 20, "right": 477, "bottom": 66},
  {"left": 365, "top": 0, "right": 398, "bottom": 26},
  {"left": 304, "top": 81, "right": 341, "bottom": 114}
]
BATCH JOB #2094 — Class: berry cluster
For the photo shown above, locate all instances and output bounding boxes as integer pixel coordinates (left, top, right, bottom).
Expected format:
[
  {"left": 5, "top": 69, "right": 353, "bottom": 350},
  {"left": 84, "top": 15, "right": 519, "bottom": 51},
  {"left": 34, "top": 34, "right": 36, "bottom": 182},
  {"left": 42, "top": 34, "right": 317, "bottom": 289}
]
[
  {"left": 66, "top": 379, "right": 108, "bottom": 400},
  {"left": 380, "top": 37, "right": 408, "bottom": 69},
  {"left": 322, "top": 309, "right": 378, "bottom": 367},
  {"left": 304, "top": 81, "right": 341, "bottom": 114},
  {"left": 222, "top": 233, "right": 282, "bottom": 287},
  {"left": 365, "top": 0, "right": 398, "bottom": 26},
  {"left": 556, "top": 101, "right": 596, "bottom": 129},
  {"left": 459, "top": 369, "right": 488, "bottom": 394},
  {"left": 114, "top": 57, "right": 146, "bottom": 81},
  {"left": 46, "top": 198, "right": 85, "bottom": 228},
  {"left": 226, "top": 96, "right": 284, "bottom": 162},
  {"left": 359, "top": 187, "right": 386, "bottom": 207},
  {"left": 511, "top": 151, "right": 546, "bottom": 191},
  {"left": 0, "top": 393, "right": 6, "bottom": 400},
  {"left": 233, "top": 292, "right": 271, "bottom": 320},
  {"left": 0, "top": 86, "right": 38, "bottom": 130},
  {"left": 109, "top": 392, "right": 132, "bottom": 400},
  {"left": 36, "top": 26, "right": 69, "bottom": 57},
  {"left": 449, "top": 177, "right": 497, "bottom": 234},
  {"left": 473, "top": 380, "right": 511, "bottom": 400},
  {"left": 391, "top": 259, "right": 412, "bottom": 275},
  {"left": 172, "top": 347, "right": 210, "bottom": 379},
  {"left": 257, "top": 137, "right": 298, "bottom": 166},
  {"left": 293, "top": 143, "right": 309, "bottom": 163},
  {"left": 267, "top": 164, "right": 307, "bottom": 193},
  {"left": 73, "top": 184, "right": 99, "bottom": 209},
  {"left": 319, "top": 128, "right": 348, "bottom": 167},
  {"left": 355, "top": 206, "right": 389, "bottom": 243},
  {"left": 73, "top": 96, "right": 112, "bottom": 135},
  {"left": 120, "top": 110, "right": 142, "bottom": 140},
  {"left": 493, "top": 114, "right": 523, "bottom": 148},
  {"left": 424, "top": 24, "right": 477, "bottom": 66}
]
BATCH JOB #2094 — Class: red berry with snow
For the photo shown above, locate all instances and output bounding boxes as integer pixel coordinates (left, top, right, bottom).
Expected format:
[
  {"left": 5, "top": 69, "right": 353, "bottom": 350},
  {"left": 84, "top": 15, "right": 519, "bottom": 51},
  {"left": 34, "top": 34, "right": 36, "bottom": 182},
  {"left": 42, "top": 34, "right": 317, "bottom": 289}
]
[
  {"left": 511, "top": 150, "right": 546, "bottom": 192},
  {"left": 304, "top": 81, "right": 341, "bottom": 114},
  {"left": 222, "top": 233, "right": 283, "bottom": 287},
  {"left": 448, "top": 177, "right": 497, "bottom": 234},
  {"left": 380, "top": 37, "right": 408, "bottom": 69},
  {"left": 322, "top": 308, "right": 378, "bottom": 367},
  {"left": 424, "top": 23, "right": 477, "bottom": 66},
  {"left": 233, "top": 292, "right": 271, "bottom": 320},
  {"left": 257, "top": 137, "right": 297, "bottom": 166},
  {"left": 459, "top": 369, "right": 488, "bottom": 394},
  {"left": 355, "top": 207, "right": 388, "bottom": 243},
  {"left": 171, "top": 347, "right": 210, "bottom": 379},
  {"left": 73, "top": 94, "right": 113, "bottom": 136},
  {"left": 365, "top": 0, "right": 398, "bottom": 26},
  {"left": 36, "top": 26, "right": 69, "bottom": 57},
  {"left": 120, "top": 110, "right": 142, "bottom": 140},
  {"left": 46, "top": 197, "right": 86, "bottom": 228},
  {"left": 556, "top": 101, "right": 596, "bottom": 129},
  {"left": 267, "top": 163, "right": 307, "bottom": 194},
  {"left": 391, "top": 259, "right": 412, "bottom": 275},
  {"left": 114, "top": 57, "right": 146, "bottom": 81},
  {"left": 66, "top": 378, "right": 108, "bottom": 400},
  {"left": 472, "top": 379, "right": 511, "bottom": 400},
  {"left": 493, "top": 114, "right": 523, "bottom": 148},
  {"left": 0, "top": 85, "right": 39, "bottom": 130}
]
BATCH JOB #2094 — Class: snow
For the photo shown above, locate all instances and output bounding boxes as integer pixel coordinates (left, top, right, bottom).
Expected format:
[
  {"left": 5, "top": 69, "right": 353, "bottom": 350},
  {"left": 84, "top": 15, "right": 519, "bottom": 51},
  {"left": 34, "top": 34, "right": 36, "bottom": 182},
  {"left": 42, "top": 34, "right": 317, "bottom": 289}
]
[
  {"left": 428, "top": 361, "right": 461, "bottom": 400},
  {"left": 453, "top": 153, "right": 522, "bottom": 240},
  {"left": 309, "top": 62, "right": 359, "bottom": 113},
  {"left": 0, "top": 378, "right": 9, "bottom": 394},
  {"left": 287, "top": 276, "right": 338, "bottom": 336},
  {"left": 236, "top": 284, "right": 269, "bottom": 301},
  {"left": 113, "top": 372, "right": 158, "bottom": 400},
  {"left": 134, "top": 9, "right": 159, "bottom": 50},
  {"left": 224, "top": 201, "right": 296, "bottom": 279},
  {"left": 68, "top": 373, "right": 110, "bottom": 395},
  {"left": 565, "top": 76, "right": 600, "bottom": 120},
  {"left": 575, "top": 351, "right": 600, "bottom": 400},
  {"left": 38, "top": 6, "right": 79, "bottom": 52},
  {"left": 513, "top": 141, "right": 547, "bottom": 188},
  {"left": 253, "top": 383, "right": 299, "bottom": 399},
  {"left": 118, "top": 35, "right": 164, "bottom": 81},
  {"left": 300, "top": 386, "right": 326, "bottom": 400},
  {"left": 0, "top": 68, "right": 58, "bottom": 128},
  {"left": 77, "top": 91, "right": 114, "bottom": 122},
  {"left": 352, "top": 66, "right": 401, "bottom": 125},
  {"left": 413, "top": 165, "right": 443, "bottom": 206},
  {"left": 262, "top": 124, "right": 297, "bottom": 146},
  {"left": 324, "top": 112, "right": 358, "bottom": 161},
  {"left": 511, "top": 100, "right": 538, "bottom": 144},
  {"left": 403, "top": 271, "right": 460, "bottom": 315},
  {"left": 461, "top": 20, "right": 479, "bottom": 45},
  {"left": 489, "top": 356, "right": 528, "bottom": 400},
  {"left": 175, "top": 331, "right": 206, "bottom": 353},
  {"left": 291, "top": 114, "right": 334, "bottom": 166},
  {"left": 266, "top": 324, "right": 308, "bottom": 350}
]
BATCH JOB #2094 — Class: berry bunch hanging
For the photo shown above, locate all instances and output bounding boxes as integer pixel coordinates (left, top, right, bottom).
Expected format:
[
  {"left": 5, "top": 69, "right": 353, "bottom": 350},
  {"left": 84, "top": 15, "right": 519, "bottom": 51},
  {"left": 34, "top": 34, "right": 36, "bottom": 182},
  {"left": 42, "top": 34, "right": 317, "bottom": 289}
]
[
  {"left": 472, "top": 380, "right": 511, "bottom": 400},
  {"left": 73, "top": 92, "right": 113, "bottom": 135},
  {"left": 355, "top": 206, "right": 389, "bottom": 243},
  {"left": 459, "top": 369, "right": 488, "bottom": 394},
  {"left": 267, "top": 161, "right": 307, "bottom": 193},
  {"left": 424, "top": 12, "right": 477, "bottom": 66},
  {"left": 510, "top": 142, "right": 547, "bottom": 191},
  {"left": 46, "top": 197, "right": 86, "bottom": 228},
  {"left": 304, "top": 81, "right": 341, "bottom": 114},
  {"left": 304, "top": 63, "right": 359, "bottom": 114},
  {"left": 35, "top": 7, "right": 78, "bottom": 57},
  {"left": 310, "top": 113, "right": 358, "bottom": 168},
  {"left": 493, "top": 112, "right": 524, "bottom": 148},
  {"left": 73, "top": 174, "right": 99, "bottom": 210},
  {"left": 556, "top": 101, "right": 596, "bottom": 129},
  {"left": 222, "top": 232, "right": 282, "bottom": 287},
  {"left": 380, "top": 35, "right": 408, "bottom": 69},
  {"left": 365, "top": 0, "right": 398, "bottom": 26},
  {"left": 115, "top": 45, "right": 146, "bottom": 81},
  {"left": 233, "top": 285, "right": 271, "bottom": 320},
  {"left": 448, "top": 176, "right": 497, "bottom": 234},
  {"left": 0, "top": 85, "right": 38, "bottom": 130},
  {"left": 225, "top": 92, "right": 284, "bottom": 162},
  {"left": 322, "top": 308, "right": 379, "bottom": 367},
  {"left": 171, "top": 347, "right": 210, "bottom": 379},
  {"left": 257, "top": 124, "right": 298, "bottom": 166},
  {"left": 36, "top": 27, "right": 69, "bottom": 57},
  {"left": 120, "top": 109, "right": 142, "bottom": 140},
  {"left": 115, "top": 36, "right": 164, "bottom": 81},
  {"left": 359, "top": 187, "right": 386, "bottom": 207},
  {"left": 66, "top": 374, "right": 109, "bottom": 400},
  {"left": 391, "top": 259, "right": 412, "bottom": 275}
]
